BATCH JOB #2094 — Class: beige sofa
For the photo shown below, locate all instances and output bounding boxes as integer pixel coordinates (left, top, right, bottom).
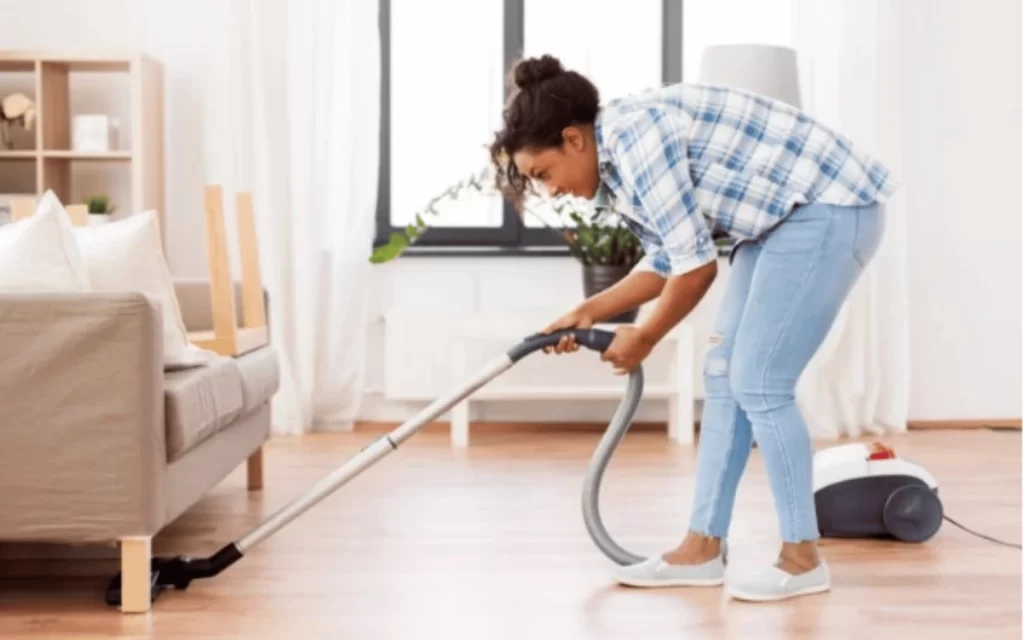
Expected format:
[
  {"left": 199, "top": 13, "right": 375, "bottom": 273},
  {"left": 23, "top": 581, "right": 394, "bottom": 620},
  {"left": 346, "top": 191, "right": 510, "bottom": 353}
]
[{"left": 0, "top": 279, "right": 279, "bottom": 612}]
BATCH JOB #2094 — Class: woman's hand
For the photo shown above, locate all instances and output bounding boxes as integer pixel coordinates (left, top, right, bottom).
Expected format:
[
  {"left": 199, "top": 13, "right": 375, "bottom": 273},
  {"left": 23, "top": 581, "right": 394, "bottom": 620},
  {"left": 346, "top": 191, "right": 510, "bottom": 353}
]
[
  {"left": 602, "top": 325, "right": 657, "bottom": 375},
  {"left": 540, "top": 306, "right": 595, "bottom": 354}
]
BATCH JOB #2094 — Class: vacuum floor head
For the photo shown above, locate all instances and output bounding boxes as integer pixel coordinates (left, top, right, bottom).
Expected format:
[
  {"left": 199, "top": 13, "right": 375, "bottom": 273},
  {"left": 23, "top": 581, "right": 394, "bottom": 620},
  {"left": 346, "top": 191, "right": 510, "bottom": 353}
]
[{"left": 813, "top": 442, "right": 943, "bottom": 542}]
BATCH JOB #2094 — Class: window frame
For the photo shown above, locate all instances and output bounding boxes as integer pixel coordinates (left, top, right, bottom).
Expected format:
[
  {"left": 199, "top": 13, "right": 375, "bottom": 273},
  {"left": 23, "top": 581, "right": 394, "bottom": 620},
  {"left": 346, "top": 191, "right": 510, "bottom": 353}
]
[{"left": 373, "top": 0, "right": 683, "bottom": 257}]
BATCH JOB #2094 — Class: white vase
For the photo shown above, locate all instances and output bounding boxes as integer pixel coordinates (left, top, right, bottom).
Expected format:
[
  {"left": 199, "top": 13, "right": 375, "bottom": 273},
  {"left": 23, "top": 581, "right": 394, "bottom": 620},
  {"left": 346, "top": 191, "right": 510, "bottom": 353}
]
[{"left": 88, "top": 214, "right": 111, "bottom": 227}]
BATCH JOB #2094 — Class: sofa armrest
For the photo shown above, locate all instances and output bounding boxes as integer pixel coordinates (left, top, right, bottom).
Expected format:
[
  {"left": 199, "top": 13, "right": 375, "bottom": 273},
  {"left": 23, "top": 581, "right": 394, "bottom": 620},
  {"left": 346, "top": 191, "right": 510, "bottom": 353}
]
[
  {"left": 0, "top": 292, "right": 166, "bottom": 543},
  {"left": 174, "top": 278, "right": 269, "bottom": 334}
]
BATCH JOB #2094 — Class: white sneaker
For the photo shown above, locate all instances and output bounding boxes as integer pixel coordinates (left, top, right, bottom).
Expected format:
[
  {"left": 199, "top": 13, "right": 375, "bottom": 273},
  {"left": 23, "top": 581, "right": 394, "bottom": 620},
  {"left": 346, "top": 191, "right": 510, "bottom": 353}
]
[
  {"left": 727, "top": 562, "right": 831, "bottom": 602},
  {"left": 613, "top": 543, "right": 728, "bottom": 588}
]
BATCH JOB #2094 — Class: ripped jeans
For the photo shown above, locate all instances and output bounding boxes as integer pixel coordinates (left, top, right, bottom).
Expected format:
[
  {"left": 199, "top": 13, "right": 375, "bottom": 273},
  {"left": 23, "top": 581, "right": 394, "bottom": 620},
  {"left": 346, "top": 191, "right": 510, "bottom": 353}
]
[{"left": 688, "top": 201, "right": 884, "bottom": 543}]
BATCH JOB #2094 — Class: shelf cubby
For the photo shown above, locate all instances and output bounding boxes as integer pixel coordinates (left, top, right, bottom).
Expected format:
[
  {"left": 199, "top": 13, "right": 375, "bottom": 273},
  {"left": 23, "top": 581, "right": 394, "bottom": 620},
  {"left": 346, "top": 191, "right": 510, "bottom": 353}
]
[{"left": 0, "top": 51, "right": 163, "bottom": 233}]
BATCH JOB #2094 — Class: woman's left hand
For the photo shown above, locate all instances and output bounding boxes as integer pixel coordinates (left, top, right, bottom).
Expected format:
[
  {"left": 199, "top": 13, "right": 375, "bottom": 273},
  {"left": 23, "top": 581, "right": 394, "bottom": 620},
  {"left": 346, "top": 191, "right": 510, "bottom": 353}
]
[{"left": 602, "top": 325, "right": 657, "bottom": 375}]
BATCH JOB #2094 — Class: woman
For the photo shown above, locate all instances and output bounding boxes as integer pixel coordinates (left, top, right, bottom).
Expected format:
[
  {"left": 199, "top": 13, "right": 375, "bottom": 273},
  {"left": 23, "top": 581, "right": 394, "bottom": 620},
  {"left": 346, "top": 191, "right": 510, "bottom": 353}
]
[{"left": 489, "top": 55, "right": 898, "bottom": 603}]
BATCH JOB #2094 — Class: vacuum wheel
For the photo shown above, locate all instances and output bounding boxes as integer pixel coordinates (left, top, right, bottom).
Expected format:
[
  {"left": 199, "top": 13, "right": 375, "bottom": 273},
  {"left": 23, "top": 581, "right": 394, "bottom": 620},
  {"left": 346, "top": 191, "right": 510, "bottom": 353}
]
[{"left": 882, "top": 484, "right": 943, "bottom": 542}]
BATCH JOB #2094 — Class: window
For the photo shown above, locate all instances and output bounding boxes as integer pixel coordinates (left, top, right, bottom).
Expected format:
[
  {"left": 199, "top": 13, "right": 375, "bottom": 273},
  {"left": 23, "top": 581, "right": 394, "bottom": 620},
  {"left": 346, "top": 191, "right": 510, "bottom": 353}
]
[
  {"left": 374, "top": 0, "right": 794, "bottom": 256},
  {"left": 375, "top": 0, "right": 682, "bottom": 255}
]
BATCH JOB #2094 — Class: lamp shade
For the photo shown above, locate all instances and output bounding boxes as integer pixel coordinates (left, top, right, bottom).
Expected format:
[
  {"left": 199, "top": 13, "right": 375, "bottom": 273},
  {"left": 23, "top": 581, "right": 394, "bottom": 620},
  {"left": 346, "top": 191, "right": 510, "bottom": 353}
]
[{"left": 697, "top": 44, "right": 802, "bottom": 108}]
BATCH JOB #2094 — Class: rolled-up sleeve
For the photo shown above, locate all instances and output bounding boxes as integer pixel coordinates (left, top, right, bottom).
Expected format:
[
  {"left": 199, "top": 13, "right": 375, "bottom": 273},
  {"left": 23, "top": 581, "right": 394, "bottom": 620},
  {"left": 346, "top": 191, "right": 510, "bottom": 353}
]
[{"left": 606, "top": 108, "right": 717, "bottom": 277}]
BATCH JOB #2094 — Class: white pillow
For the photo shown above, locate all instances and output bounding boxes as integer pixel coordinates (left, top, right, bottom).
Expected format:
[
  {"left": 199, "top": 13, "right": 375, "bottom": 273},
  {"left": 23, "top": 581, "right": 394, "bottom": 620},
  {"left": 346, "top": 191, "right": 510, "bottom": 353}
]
[
  {"left": 72, "top": 210, "right": 200, "bottom": 369},
  {"left": 0, "top": 190, "right": 90, "bottom": 293}
]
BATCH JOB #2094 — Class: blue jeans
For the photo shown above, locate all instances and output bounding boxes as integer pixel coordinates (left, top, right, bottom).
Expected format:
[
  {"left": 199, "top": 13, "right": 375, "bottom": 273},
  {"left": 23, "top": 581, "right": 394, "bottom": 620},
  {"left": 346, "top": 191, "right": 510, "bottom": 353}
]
[{"left": 688, "top": 201, "right": 884, "bottom": 543}]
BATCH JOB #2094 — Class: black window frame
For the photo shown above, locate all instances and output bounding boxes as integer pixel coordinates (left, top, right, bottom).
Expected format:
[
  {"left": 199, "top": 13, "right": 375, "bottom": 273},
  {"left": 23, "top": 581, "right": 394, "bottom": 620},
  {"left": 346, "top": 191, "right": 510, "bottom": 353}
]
[{"left": 374, "top": 0, "right": 683, "bottom": 257}]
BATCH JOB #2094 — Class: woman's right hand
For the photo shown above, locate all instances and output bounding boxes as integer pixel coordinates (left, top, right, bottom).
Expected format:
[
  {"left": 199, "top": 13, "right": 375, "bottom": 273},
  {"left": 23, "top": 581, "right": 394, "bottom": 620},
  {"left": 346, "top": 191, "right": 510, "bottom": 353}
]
[{"left": 539, "top": 306, "right": 595, "bottom": 354}]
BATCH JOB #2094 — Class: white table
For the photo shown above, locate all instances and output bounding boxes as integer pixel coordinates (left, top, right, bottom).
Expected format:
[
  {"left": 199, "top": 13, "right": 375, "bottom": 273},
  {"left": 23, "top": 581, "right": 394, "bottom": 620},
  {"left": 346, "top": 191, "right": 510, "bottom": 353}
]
[{"left": 448, "top": 320, "right": 695, "bottom": 448}]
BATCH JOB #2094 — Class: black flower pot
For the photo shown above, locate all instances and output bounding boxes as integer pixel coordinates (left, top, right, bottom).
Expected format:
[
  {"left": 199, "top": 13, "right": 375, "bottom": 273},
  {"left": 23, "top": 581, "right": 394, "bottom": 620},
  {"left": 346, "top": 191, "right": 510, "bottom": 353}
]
[{"left": 582, "top": 264, "right": 638, "bottom": 323}]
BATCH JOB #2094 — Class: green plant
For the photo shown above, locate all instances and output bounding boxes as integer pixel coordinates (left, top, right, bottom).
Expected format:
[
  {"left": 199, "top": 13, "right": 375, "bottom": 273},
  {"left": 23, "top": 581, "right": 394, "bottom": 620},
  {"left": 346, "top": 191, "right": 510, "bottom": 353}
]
[
  {"left": 86, "top": 195, "right": 116, "bottom": 215},
  {"left": 540, "top": 197, "right": 643, "bottom": 267},
  {"left": 368, "top": 165, "right": 644, "bottom": 267},
  {"left": 369, "top": 166, "right": 491, "bottom": 263}
]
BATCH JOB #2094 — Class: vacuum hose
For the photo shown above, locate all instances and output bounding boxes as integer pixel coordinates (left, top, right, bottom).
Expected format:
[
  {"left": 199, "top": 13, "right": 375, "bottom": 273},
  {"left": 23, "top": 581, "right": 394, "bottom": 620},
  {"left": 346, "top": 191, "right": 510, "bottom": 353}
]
[
  {"left": 105, "top": 327, "right": 644, "bottom": 608},
  {"left": 509, "top": 328, "right": 645, "bottom": 566}
]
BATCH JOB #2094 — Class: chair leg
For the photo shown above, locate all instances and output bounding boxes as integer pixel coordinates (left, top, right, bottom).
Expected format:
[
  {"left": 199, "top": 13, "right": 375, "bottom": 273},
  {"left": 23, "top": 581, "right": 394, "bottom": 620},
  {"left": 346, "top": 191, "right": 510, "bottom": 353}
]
[
  {"left": 247, "top": 445, "right": 264, "bottom": 491},
  {"left": 119, "top": 536, "right": 152, "bottom": 613}
]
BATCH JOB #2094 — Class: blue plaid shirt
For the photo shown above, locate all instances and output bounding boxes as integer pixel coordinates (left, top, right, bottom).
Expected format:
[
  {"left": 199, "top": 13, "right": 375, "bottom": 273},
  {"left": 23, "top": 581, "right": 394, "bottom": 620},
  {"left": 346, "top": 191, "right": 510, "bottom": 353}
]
[{"left": 594, "top": 83, "right": 900, "bottom": 277}]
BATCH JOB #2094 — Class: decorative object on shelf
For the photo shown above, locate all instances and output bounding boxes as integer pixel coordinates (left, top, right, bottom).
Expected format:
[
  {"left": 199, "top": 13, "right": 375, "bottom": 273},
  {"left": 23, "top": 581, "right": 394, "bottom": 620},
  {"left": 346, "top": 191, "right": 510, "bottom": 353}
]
[
  {"left": 86, "top": 194, "right": 116, "bottom": 226},
  {"left": 73, "top": 114, "right": 120, "bottom": 153},
  {"left": 0, "top": 52, "right": 164, "bottom": 223},
  {"left": 0, "top": 92, "right": 36, "bottom": 150}
]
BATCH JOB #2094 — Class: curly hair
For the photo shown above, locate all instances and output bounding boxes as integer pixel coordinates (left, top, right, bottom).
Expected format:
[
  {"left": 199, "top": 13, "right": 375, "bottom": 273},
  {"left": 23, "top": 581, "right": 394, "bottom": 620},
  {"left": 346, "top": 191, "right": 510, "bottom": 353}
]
[{"left": 489, "top": 55, "right": 600, "bottom": 208}]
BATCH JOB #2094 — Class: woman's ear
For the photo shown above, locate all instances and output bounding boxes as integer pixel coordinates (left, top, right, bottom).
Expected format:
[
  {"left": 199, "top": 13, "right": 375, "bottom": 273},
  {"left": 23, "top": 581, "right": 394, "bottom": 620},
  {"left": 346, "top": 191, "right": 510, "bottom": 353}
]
[{"left": 562, "top": 126, "right": 586, "bottom": 152}]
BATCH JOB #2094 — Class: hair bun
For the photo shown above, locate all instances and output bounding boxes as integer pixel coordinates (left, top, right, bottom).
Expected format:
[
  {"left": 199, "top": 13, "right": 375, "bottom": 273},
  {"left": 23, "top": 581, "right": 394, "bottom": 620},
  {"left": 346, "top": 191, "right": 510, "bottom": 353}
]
[{"left": 513, "top": 55, "right": 564, "bottom": 89}]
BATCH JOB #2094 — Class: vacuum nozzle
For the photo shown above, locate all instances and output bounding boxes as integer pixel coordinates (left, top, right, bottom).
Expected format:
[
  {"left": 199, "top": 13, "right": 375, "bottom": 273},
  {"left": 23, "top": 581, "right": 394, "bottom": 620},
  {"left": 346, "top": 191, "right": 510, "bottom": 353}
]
[{"left": 105, "top": 543, "right": 244, "bottom": 606}]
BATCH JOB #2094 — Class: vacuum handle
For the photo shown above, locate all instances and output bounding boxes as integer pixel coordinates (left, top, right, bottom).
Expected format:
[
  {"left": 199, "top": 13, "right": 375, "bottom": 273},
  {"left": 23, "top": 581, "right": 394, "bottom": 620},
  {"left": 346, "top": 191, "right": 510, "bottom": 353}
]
[{"left": 507, "top": 328, "right": 615, "bottom": 362}]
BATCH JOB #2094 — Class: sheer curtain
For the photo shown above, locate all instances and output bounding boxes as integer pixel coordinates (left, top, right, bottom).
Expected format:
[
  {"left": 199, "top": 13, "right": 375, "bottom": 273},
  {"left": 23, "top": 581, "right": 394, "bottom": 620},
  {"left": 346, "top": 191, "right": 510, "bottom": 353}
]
[
  {"left": 790, "top": 0, "right": 910, "bottom": 439},
  {"left": 230, "top": 0, "right": 380, "bottom": 434}
]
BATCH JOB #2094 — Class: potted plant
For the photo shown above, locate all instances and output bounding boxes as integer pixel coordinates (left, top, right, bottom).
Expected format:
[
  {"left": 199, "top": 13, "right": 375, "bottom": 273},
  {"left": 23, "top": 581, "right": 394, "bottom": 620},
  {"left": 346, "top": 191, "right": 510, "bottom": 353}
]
[
  {"left": 529, "top": 195, "right": 644, "bottom": 322},
  {"left": 369, "top": 166, "right": 646, "bottom": 322},
  {"left": 85, "top": 194, "right": 115, "bottom": 226}
]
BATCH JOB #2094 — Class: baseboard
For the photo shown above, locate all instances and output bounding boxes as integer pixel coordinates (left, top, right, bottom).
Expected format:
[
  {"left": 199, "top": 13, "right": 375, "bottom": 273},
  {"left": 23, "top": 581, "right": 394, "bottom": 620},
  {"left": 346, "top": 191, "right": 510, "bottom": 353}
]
[
  {"left": 907, "top": 419, "right": 1022, "bottom": 430},
  {"left": 359, "top": 419, "right": 1023, "bottom": 434},
  {"left": 354, "top": 421, "right": 669, "bottom": 434}
]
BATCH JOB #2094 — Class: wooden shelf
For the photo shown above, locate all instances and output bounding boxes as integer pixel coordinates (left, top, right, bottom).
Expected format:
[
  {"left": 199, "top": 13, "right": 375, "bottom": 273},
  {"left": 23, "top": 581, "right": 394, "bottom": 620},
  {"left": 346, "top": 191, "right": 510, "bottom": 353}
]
[
  {"left": 0, "top": 51, "right": 163, "bottom": 233},
  {"left": 0, "top": 150, "right": 131, "bottom": 160},
  {"left": 42, "top": 151, "right": 132, "bottom": 160},
  {"left": 0, "top": 51, "right": 135, "bottom": 72}
]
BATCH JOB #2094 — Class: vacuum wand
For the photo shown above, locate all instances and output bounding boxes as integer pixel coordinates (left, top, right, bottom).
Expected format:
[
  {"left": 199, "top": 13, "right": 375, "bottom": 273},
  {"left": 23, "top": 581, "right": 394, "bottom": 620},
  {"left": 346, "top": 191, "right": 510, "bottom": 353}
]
[{"left": 106, "top": 327, "right": 645, "bottom": 606}]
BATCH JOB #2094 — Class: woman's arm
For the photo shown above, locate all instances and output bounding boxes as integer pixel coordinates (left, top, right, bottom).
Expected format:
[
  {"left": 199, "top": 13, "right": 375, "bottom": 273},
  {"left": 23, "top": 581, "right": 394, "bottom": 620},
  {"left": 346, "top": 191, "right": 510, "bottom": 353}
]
[
  {"left": 578, "top": 269, "right": 666, "bottom": 322},
  {"left": 637, "top": 259, "right": 718, "bottom": 345}
]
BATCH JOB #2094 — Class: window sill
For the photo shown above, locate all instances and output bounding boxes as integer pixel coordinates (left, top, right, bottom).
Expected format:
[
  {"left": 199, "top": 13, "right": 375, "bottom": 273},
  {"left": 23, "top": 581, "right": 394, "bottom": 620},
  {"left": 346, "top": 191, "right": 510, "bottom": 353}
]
[
  {"left": 390, "top": 245, "right": 575, "bottom": 258},
  {"left": 388, "top": 245, "right": 736, "bottom": 259}
]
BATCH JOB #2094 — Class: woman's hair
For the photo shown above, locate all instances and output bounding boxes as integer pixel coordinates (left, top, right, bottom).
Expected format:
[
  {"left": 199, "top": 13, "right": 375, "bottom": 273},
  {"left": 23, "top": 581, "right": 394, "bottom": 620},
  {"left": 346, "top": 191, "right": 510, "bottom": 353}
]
[{"left": 489, "top": 54, "right": 600, "bottom": 207}]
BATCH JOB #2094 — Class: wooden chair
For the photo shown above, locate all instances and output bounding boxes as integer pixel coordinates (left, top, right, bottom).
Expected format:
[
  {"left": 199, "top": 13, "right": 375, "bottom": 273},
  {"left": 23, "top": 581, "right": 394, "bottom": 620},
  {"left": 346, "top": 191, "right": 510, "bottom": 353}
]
[{"left": 187, "top": 185, "right": 268, "bottom": 357}]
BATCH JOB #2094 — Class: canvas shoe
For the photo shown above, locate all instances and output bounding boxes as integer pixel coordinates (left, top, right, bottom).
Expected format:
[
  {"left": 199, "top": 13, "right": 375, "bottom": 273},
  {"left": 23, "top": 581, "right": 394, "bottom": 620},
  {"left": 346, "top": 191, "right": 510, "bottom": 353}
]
[
  {"left": 727, "top": 562, "right": 831, "bottom": 602},
  {"left": 613, "top": 542, "right": 728, "bottom": 588}
]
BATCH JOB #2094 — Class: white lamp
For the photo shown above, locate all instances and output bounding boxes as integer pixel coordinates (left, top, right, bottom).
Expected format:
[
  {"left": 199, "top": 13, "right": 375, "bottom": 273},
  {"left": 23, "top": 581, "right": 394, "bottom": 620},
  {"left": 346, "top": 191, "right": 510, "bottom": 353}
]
[{"left": 697, "top": 44, "right": 802, "bottom": 108}]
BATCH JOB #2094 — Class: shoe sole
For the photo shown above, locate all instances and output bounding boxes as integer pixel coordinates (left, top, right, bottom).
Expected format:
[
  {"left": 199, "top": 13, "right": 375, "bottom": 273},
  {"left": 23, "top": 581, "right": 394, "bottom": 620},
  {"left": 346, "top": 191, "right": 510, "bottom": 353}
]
[
  {"left": 616, "top": 576, "right": 725, "bottom": 588},
  {"left": 726, "top": 583, "right": 830, "bottom": 602}
]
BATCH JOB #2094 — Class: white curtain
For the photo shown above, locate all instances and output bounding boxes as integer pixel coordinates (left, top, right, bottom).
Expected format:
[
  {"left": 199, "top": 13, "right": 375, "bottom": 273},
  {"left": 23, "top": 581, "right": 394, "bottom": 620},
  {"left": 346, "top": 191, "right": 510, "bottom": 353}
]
[
  {"left": 791, "top": 0, "right": 910, "bottom": 438},
  {"left": 230, "top": 0, "right": 380, "bottom": 434}
]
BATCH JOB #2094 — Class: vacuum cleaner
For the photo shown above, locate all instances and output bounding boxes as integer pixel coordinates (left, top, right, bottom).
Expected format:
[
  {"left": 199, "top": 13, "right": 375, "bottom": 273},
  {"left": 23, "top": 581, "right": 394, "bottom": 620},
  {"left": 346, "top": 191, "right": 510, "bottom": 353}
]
[
  {"left": 106, "top": 328, "right": 647, "bottom": 606},
  {"left": 812, "top": 442, "right": 944, "bottom": 542},
  {"left": 105, "top": 328, "right": 1019, "bottom": 606}
]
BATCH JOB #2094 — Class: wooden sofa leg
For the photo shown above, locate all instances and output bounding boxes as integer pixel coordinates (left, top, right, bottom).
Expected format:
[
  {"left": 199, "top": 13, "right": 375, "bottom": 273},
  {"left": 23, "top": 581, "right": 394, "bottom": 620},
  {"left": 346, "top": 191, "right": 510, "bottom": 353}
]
[
  {"left": 247, "top": 445, "right": 264, "bottom": 491},
  {"left": 120, "top": 536, "right": 152, "bottom": 613}
]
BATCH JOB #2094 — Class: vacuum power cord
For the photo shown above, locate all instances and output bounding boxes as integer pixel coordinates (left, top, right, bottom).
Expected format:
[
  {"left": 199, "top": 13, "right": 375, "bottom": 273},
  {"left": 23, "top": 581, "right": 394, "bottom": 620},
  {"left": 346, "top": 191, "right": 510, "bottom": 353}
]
[{"left": 942, "top": 514, "right": 1022, "bottom": 549}]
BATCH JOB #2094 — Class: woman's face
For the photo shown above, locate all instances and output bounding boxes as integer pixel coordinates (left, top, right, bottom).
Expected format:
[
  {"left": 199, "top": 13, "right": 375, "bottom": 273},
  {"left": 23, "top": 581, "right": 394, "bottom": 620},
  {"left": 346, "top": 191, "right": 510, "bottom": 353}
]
[{"left": 512, "top": 126, "right": 600, "bottom": 201}]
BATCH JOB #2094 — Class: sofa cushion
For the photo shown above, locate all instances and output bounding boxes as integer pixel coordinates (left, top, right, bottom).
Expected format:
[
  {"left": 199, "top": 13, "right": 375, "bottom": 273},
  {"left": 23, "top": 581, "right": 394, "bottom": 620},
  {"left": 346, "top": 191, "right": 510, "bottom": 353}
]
[
  {"left": 165, "top": 356, "right": 244, "bottom": 461},
  {"left": 234, "top": 347, "right": 281, "bottom": 414}
]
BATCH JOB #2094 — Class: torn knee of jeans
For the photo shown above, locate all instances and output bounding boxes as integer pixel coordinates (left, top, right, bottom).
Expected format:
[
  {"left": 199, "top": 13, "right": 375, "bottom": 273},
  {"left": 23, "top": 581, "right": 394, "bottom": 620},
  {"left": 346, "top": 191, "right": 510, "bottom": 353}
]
[
  {"left": 704, "top": 333, "right": 729, "bottom": 376},
  {"left": 705, "top": 357, "right": 728, "bottom": 376},
  {"left": 704, "top": 356, "right": 729, "bottom": 376}
]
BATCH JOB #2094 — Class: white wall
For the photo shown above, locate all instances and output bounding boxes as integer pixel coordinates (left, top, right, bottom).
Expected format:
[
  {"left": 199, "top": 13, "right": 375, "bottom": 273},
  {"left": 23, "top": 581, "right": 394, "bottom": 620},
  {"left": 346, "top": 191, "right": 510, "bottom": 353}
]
[
  {"left": 900, "top": 0, "right": 1022, "bottom": 420},
  {"left": 359, "top": 256, "right": 729, "bottom": 424},
  {"left": 1, "top": 0, "right": 1018, "bottom": 423}
]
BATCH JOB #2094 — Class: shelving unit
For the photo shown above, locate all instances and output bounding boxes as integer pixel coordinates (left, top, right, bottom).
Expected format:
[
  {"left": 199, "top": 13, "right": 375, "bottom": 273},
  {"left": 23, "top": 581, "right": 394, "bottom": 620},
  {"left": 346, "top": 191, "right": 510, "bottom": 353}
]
[{"left": 0, "top": 51, "right": 163, "bottom": 230}]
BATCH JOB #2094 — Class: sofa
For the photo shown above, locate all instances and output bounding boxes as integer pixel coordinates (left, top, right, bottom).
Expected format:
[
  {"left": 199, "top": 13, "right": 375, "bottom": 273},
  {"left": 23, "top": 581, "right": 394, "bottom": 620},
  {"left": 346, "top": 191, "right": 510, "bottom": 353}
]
[{"left": 0, "top": 279, "right": 279, "bottom": 612}]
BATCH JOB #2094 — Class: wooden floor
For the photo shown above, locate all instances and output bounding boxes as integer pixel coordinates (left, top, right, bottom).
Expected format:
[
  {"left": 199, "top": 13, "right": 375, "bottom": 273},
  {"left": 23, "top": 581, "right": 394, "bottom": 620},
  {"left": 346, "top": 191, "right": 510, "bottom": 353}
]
[{"left": 1, "top": 426, "right": 1020, "bottom": 639}]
